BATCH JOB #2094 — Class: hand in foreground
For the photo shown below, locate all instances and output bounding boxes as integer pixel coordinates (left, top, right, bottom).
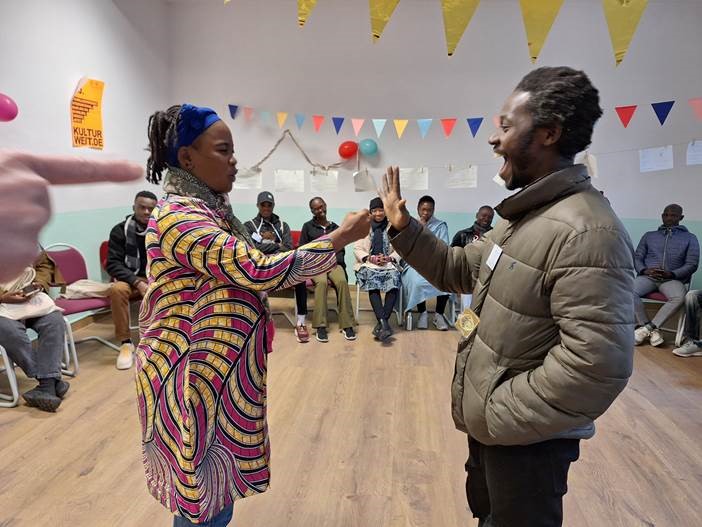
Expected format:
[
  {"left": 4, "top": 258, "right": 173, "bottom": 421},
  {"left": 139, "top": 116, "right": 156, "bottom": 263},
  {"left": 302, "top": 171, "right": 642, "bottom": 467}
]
[
  {"left": 378, "top": 166, "right": 411, "bottom": 231},
  {"left": 329, "top": 209, "right": 371, "bottom": 251},
  {"left": 0, "top": 150, "right": 143, "bottom": 282},
  {"left": 0, "top": 291, "right": 28, "bottom": 304}
]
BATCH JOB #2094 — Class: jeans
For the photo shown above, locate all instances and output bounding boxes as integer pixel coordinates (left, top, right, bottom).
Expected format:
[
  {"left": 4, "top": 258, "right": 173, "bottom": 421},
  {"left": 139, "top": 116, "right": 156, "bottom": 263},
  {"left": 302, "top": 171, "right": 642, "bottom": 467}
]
[
  {"left": 466, "top": 437, "right": 580, "bottom": 527},
  {"left": 0, "top": 311, "right": 64, "bottom": 380},
  {"left": 173, "top": 504, "right": 233, "bottom": 527},
  {"left": 633, "top": 276, "right": 687, "bottom": 328}
]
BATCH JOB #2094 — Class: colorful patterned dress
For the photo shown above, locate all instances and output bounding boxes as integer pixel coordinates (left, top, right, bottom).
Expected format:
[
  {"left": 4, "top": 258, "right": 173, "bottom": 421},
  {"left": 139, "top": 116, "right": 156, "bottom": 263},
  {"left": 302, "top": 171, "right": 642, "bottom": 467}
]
[{"left": 136, "top": 195, "right": 337, "bottom": 522}]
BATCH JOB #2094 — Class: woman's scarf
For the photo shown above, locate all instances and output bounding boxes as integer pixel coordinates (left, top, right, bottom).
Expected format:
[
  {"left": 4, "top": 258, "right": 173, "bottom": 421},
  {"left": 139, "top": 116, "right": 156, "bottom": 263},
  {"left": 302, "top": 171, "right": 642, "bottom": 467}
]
[{"left": 370, "top": 217, "right": 389, "bottom": 256}]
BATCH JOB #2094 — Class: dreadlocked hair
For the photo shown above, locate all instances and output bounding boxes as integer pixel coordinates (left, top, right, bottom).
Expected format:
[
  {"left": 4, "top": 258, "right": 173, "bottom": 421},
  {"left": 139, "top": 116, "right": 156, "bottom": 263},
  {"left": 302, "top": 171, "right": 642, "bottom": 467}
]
[
  {"left": 146, "top": 105, "right": 181, "bottom": 184},
  {"left": 515, "top": 67, "right": 603, "bottom": 159}
]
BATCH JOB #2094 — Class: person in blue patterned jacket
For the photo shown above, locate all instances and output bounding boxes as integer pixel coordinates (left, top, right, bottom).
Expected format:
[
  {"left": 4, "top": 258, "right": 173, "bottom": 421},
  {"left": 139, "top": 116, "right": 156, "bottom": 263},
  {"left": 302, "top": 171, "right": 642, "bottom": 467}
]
[{"left": 633, "top": 204, "right": 699, "bottom": 347}]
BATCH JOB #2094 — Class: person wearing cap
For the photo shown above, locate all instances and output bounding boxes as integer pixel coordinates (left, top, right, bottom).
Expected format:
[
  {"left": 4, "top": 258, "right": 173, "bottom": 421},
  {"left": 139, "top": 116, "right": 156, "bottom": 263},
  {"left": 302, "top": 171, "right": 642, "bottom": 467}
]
[
  {"left": 354, "top": 197, "right": 401, "bottom": 342},
  {"left": 245, "top": 192, "right": 311, "bottom": 343}
]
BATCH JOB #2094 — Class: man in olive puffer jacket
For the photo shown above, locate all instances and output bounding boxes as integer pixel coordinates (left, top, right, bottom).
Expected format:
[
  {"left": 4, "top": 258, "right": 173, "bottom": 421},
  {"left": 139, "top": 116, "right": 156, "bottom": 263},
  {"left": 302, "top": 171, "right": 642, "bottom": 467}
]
[{"left": 381, "top": 67, "right": 635, "bottom": 527}]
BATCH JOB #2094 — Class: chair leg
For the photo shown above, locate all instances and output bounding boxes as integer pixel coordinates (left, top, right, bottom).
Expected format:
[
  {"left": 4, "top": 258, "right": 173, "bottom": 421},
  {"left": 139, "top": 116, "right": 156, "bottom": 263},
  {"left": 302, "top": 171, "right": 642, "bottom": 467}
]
[
  {"left": 62, "top": 317, "right": 80, "bottom": 377},
  {"left": 355, "top": 283, "right": 360, "bottom": 320},
  {"left": 675, "top": 311, "right": 686, "bottom": 347},
  {"left": 0, "top": 345, "right": 20, "bottom": 408}
]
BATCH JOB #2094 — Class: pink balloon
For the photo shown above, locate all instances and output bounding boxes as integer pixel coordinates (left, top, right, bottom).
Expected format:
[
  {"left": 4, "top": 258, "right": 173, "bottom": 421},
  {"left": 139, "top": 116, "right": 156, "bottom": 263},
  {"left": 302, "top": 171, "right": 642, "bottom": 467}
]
[{"left": 0, "top": 93, "right": 19, "bottom": 122}]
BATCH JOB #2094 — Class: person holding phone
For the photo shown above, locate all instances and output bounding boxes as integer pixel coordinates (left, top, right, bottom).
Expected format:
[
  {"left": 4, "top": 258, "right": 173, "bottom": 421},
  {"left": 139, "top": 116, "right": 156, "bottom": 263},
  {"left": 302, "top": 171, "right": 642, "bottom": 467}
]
[{"left": 0, "top": 250, "right": 70, "bottom": 412}]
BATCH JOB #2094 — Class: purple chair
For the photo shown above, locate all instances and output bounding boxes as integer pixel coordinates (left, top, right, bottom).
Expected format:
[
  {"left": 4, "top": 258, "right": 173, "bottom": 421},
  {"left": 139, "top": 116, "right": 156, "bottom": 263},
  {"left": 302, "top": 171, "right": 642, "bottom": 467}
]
[{"left": 46, "top": 243, "right": 120, "bottom": 376}]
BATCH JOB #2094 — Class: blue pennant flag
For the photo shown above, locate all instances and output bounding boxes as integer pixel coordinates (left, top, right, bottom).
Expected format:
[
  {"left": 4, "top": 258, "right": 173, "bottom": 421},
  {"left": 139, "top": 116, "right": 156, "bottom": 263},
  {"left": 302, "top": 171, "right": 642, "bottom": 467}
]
[
  {"left": 651, "top": 101, "right": 675, "bottom": 126},
  {"left": 467, "top": 117, "right": 483, "bottom": 137},
  {"left": 259, "top": 110, "right": 271, "bottom": 123},
  {"left": 295, "top": 113, "right": 306, "bottom": 129},
  {"left": 228, "top": 104, "right": 239, "bottom": 119},
  {"left": 417, "top": 119, "right": 433, "bottom": 138},
  {"left": 332, "top": 116, "right": 345, "bottom": 134},
  {"left": 372, "top": 119, "right": 387, "bottom": 137}
]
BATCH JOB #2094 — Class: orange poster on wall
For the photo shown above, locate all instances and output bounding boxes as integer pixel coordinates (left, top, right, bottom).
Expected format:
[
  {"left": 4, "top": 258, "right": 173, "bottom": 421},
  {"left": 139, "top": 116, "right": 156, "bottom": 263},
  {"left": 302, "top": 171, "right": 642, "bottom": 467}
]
[{"left": 71, "top": 77, "right": 104, "bottom": 150}]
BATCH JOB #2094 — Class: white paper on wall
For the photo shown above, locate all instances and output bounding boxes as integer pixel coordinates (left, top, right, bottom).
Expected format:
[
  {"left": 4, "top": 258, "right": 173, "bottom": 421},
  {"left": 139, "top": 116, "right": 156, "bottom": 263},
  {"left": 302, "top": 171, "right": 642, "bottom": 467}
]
[
  {"left": 232, "top": 167, "right": 262, "bottom": 190},
  {"left": 492, "top": 173, "right": 506, "bottom": 187},
  {"left": 446, "top": 165, "right": 478, "bottom": 189},
  {"left": 353, "top": 169, "right": 376, "bottom": 192},
  {"left": 686, "top": 140, "right": 702, "bottom": 166},
  {"left": 639, "top": 146, "right": 674, "bottom": 173},
  {"left": 310, "top": 169, "right": 338, "bottom": 193},
  {"left": 576, "top": 150, "right": 599, "bottom": 178},
  {"left": 274, "top": 169, "right": 305, "bottom": 192},
  {"left": 399, "top": 167, "right": 428, "bottom": 190}
]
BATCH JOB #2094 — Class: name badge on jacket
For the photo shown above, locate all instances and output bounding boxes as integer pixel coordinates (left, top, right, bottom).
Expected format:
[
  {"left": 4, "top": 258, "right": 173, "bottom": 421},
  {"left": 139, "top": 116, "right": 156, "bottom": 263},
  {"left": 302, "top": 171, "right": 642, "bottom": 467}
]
[{"left": 486, "top": 244, "right": 503, "bottom": 271}]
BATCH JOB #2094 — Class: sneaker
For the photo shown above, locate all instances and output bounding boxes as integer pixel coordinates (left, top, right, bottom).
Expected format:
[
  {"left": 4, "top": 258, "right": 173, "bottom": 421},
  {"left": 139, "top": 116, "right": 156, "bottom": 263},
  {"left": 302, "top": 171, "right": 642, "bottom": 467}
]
[
  {"left": 417, "top": 312, "right": 429, "bottom": 330},
  {"left": 672, "top": 339, "right": 702, "bottom": 357},
  {"left": 649, "top": 329, "right": 664, "bottom": 347},
  {"left": 634, "top": 326, "right": 651, "bottom": 346},
  {"left": 433, "top": 313, "right": 449, "bottom": 331},
  {"left": 295, "top": 324, "right": 310, "bottom": 343},
  {"left": 22, "top": 387, "right": 61, "bottom": 412},
  {"left": 342, "top": 327, "right": 357, "bottom": 341},
  {"left": 55, "top": 380, "right": 70, "bottom": 399},
  {"left": 315, "top": 327, "right": 329, "bottom": 343},
  {"left": 116, "top": 342, "right": 135, "bottom": 370}
]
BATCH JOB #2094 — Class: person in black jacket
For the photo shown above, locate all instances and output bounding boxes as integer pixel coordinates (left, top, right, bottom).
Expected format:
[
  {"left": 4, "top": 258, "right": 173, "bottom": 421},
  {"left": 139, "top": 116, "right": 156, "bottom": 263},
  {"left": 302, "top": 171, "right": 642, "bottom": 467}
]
[
  {"left": 300, "top": 197, "right": 357, "bottom": 343},
  {"left": 106, "top": 190, "right": 157, "bottom": 369},
  {"left": 244, "top": 191, "right": 311, "bottom": 344},
  {"left": 451, "top": 206, "right": 494, "bottom": 249}
]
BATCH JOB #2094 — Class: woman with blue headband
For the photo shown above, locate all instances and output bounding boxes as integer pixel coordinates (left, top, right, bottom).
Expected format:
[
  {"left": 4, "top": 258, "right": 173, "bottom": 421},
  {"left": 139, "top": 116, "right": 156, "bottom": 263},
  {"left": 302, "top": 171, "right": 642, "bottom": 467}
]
[{"left": 137, "top": 104, "right": 370, "bottom": 526}]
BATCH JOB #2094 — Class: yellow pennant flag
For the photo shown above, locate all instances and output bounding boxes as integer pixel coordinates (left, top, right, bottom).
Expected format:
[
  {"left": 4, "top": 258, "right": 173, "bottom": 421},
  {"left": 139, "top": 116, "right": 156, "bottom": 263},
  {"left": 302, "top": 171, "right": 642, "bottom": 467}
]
[
  {"left": 298, "top": 0, "right": 317, "bottom": 27},
  {"left": 276, "top": 112, "right": 288, "bottom": 129},
  {"left": 440, "top": 0, "right": 481, "bottom": 56},
  {"left": 519, "top": 0, "right": 564, "bottom": 63},
  {"left": 602, "top": 0, "right": 648, "bottom": 66},
  {"left": 71, "top": 77, "right": 105, "bottom": 150},
  {"left": 370, "top": 0, "right": 401, "bottom": 41},
  {"left": 393, "top": 119, "right": 408, "bottom": 139}
]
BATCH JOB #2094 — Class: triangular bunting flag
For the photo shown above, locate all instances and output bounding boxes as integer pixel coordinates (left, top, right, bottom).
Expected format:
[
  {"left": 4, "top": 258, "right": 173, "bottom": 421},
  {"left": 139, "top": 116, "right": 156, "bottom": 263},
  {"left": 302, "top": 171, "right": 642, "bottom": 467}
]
[
  {"left": 243, "top": 107, "right": 254, "bottom": 122},
  {"left": 651, "top": 101, "right": 674, "bottom": 126},
  {"left": 228, "top": 104, "right": 239, "bottom": 119},
  {"left": 688, "top": 98, "right": 702, "bottom": 121},
  {"left": 276, "top": 112, "right": 288, "bottom": 128},
  {"left": 295, "top": 113, "right": 306, "bottom": 129},
  {"left": 417, "top": 119, "right": 433, "bottom": 138},
  {"left": 351, "top": 118, "right": 365, "bottom": 136},
  {"left": 393, "top": 119, "right": 408, "bottom": 139},
  {"left": 369, "top": 0, "right": 401, "bottom": 41},
  {"left": 519, "top": 0, "right": 564, "bottom": 63},
  {"left": 466, "top": 117, "right": 483, "bottom": 138},
  {"left": 372, "top": 119, "right": 387, "bottom": 137},
  {"left": 259, "top": 111, "right": 271, "bottom": 124},
  {"left": 312, "top": 115, "right": 325, "bottom": 132},
  {"left": 298, "top": 0, "right": 317, "bottom": 27},
  {"left": 615, "top": 105, "right": 637, "bottom": 128},
  {"left": 441, "top": 118, "right": 457, "bottom": 137},
  {"left": 332, "top": 117, "right": 345, "bottom": 134},
  {"left": 602, "top": 0, "right": 649, "bottom": 66},
  {"left": 440, "top": 0, "right": 480, "bottom": 56}
]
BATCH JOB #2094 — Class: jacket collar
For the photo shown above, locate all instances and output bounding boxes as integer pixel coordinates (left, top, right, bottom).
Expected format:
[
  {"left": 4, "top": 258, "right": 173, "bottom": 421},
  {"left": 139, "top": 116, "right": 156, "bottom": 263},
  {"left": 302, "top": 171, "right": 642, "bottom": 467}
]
[
  {"left": 495, "top": 164, "right": 591, "bottom": 221},
  {"left": 657, "top": 224, "right": 688, "bottom": 233},
  {"left": 255, "top": 213, "right": 280, "bottom": 226}
]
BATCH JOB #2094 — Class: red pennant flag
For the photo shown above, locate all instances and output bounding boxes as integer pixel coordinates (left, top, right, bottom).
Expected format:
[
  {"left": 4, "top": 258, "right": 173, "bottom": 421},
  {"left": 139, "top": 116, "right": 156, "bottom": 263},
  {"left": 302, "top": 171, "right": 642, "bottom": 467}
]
[
  {"left": 243, "top": 107, "right": 254, "bottom": 122},
  {"left": 615, "top": 105, "right": 637, "bottom": 128},
  {"left": 312, "top": 115, "right": 325, "bottom": 132},
  {"left": 689, "top": 97, "right": 702, "bottom": 121},
  {"left": 440, "top": 118, "right": 457, "bottom": 137}
]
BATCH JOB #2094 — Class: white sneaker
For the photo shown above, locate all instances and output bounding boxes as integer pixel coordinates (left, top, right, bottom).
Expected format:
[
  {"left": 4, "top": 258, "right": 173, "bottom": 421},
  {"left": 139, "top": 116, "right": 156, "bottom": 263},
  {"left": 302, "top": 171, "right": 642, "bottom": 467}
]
[
  {"left": 417, "top": 312, "right": 428, "bottom": 330},
  {"left": 672, "top": 339, "right": 702, "bottom": 357},
  {"left": 116, "top": 342, "right": 135, "bottom": 370},
  {"left": 649, "top": 329, "right": 664, "bottom": 347},
  {"left": 634, "top": 326, "right": 650, "bottom": 346},
  {"left": 433, "top": 313, "right": 449, "bottom": 331}
]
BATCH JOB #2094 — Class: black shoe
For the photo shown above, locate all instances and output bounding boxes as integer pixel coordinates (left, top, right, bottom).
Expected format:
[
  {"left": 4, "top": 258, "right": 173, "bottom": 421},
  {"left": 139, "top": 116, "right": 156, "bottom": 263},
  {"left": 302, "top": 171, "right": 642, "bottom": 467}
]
[
  {"left": 378, "top": 319, "right": 394, "bottom": 342},
  {"left": 316, "top": 327, "right": 329, "bottom": 343},
  {"left": 342, "top": 327, "right": 356, "bottom": 341},
  {"left": 55, "top": 380, "right": 70, "bottom": 399},
  {"left": 22, "top": 387, "right": 62, "bottom": 412},
  {"left": 372, "top": 322, "right": 382, "bottom": 339}
]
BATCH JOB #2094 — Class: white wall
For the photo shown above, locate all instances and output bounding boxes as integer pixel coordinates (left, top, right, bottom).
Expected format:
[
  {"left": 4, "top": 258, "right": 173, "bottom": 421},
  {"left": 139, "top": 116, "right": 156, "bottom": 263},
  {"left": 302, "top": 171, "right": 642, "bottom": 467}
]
[
  {"left": 168, "top": 0, "right": 702, "bottom": 220},
  {"left": 0, "top": 0, "right": 169, "bottom": 213}
]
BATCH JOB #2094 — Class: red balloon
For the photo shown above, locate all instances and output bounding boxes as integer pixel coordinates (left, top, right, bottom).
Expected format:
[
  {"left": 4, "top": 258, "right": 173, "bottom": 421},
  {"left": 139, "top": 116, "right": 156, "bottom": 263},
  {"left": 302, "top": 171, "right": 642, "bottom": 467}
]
[
  {"left": 0, "top": 93, "right": 18, "bottom": 122},
  {"left": 338, "top": 141, "right": 358, "bottom": 159}
]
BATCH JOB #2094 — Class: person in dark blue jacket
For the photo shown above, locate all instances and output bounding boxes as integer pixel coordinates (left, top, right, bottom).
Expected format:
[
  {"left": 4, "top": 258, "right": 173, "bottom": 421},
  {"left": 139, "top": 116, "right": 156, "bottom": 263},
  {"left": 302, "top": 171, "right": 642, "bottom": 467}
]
[{"left": 633, "top": 204, "right": 699, "bottom": 347}]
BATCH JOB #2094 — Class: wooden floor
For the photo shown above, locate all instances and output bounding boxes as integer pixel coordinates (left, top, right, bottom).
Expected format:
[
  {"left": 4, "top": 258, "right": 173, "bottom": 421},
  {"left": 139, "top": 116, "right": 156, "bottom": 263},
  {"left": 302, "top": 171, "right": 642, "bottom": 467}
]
[{"left": 1, "top": 299, "right": 701, "bottom": 527}]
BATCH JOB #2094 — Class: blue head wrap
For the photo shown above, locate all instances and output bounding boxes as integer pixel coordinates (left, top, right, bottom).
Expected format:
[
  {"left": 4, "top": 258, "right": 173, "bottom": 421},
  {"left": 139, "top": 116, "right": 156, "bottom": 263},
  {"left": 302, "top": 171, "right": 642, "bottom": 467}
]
[{"left": 167, "top": 103, "right": 222, "bottom": 167}]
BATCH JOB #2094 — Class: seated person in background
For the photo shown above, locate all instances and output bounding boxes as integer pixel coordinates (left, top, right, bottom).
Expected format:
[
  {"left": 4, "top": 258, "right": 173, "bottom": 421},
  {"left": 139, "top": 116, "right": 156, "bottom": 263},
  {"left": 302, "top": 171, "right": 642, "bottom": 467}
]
[
  {"left": 300, "top": 197, "right": 357, "bottom": 343},
  {"left": 402, "top": 195, "right": 451, "bottom": 330},
  {"left": 451, "top": 205, "right": 495, "bottom": 310},
  {"left": 672, "top": 289, "right": 702, "bottom": 357},
  {"left": 634, "top": 204, "right": 699, "bottom": 347},
  {"left": 106, "top": 190, "right": 157, "bottom": 369},
  {"left": 245, "top": 191, "right": 311, "bottom": 343},
  {"left": 354, "top": 197, "right": 401, "bottom": 342},
  {"left": 0, "top": 250, "right": 69, "bottom": 412}
]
